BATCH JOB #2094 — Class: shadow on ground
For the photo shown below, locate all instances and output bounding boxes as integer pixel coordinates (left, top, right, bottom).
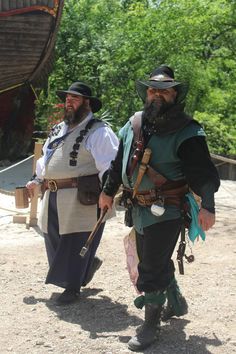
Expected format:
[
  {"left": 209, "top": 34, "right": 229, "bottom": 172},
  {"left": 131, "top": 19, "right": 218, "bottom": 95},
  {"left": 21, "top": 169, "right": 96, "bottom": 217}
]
[
  {"left": 23, "top": 290, "right": 223, "bottom": 353},
  {"left": 23, "top": 287, "right": 142, "bottom": 339}
]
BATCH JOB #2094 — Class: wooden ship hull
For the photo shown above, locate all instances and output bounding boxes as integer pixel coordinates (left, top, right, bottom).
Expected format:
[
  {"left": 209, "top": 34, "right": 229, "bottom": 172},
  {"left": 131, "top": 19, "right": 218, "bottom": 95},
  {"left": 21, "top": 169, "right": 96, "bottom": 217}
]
[{"left": 0, "top": 0, "right": 64, "bottom": 160}]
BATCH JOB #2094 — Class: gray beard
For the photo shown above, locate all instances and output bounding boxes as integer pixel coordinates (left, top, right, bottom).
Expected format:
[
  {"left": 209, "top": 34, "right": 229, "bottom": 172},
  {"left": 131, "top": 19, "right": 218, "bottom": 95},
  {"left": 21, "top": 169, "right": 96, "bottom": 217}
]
[{"left": 64, "top": 102, "right": 88, "bottom": 125}]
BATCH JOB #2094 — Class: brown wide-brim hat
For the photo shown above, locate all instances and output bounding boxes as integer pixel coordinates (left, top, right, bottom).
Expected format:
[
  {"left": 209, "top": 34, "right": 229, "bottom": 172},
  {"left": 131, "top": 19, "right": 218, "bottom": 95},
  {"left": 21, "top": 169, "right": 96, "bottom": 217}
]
[
  {"left": 136, "top": 65, "right": 188, "bottom": 103},
  {"left": 56, "top": 81, "right": 102, "bottom": 113}
]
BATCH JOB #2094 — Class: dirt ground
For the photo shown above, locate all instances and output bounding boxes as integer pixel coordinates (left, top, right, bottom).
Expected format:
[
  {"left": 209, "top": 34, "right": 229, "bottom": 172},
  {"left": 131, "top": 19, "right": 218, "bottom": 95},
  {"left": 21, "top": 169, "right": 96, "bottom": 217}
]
[{"left": 0, "top": 180, "right": 235, "bottom": 354}]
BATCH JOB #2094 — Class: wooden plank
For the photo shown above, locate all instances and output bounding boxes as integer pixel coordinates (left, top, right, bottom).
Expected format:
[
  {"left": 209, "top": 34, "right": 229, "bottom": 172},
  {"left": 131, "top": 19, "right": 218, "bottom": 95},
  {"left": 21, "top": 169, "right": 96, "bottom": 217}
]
[
  {"left": 1, "top": 77, "right": 29, "bottom": 87},
  {"left": 2, "top": 0, "right": 10, "bottom": 11},
  {"left": 0, "top": 60, "right": 40, "bottom": 68},
  {"left": 12, "top": 0, "right": 17, "bottom": 8},
  {"left": 0, "top": 15, "right": 52, "bottom": 33},
  {"left": 13, "top": 215, "right": 28, "bottom": 224},
  {"left": 0, "top": 35, "right": 49, "bottom": 45},
  {"left": 0, "top": 59, "right": 37, "bottom": 65},
  {"left": 48, "top": 0, "right": 54, "bottom": 7},
  {"left": 1, "top": 71, "right": 33, "bottom": 79},
  {"left": 23, "top": 0, "right": 31, "bottom": 6},
  {"left": 29, "top": 142, "right": 43, "bottom": 227},
  {"left": 0, "top": 1, "right": 63, "bottom": 92},
  {"left": 0, "top": 47, "right": 42, "bottom": 54},
  {"left": 228, "top": 164, "right": 236, "bottom": 180},
  {"left": 17, "top": 0, "right": 24, "bottom": 8},
  {"left": 0, "top": 0, "right": 55, "bottom": 9},
  {"left": 1, "top": 69, "right": 32, "bottom": 75},
  {"left": 0, "top": 15, "right": 50, "bottom": 26},
  {"left": 1, "top": 78, "right": 31, "bottom": 87}
]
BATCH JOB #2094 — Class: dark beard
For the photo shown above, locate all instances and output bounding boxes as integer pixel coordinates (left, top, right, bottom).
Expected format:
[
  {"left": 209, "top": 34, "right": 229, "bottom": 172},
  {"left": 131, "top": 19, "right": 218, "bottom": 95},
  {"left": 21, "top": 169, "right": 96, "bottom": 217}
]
[
  {"left": 142, "top": 99, "right": 173, "bottom": 125},
  {"left": 64, "top": 102, "right": 89, "bottom": 125},
  {"left": 142, "top": 99, "right": 176, "bottom": 135},
  {"left": 142, "top": 101, "right": 191, "bottom": 136}
]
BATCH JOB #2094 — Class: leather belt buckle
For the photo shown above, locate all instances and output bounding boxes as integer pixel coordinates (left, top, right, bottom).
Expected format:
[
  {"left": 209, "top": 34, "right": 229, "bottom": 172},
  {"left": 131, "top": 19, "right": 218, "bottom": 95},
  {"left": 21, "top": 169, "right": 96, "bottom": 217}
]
[
  {"left": 48, "top": 179, "right": 58, "bottom": 192},
  {"left": 137, "top": 194, "right": 146, "bottom": 205}
]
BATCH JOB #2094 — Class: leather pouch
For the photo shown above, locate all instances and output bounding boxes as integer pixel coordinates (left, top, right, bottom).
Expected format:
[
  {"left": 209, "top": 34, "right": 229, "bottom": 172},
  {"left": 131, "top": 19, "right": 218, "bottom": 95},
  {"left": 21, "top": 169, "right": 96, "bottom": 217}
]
[{"left": 77, "top": 174, "right": 101, "bottom": 205}]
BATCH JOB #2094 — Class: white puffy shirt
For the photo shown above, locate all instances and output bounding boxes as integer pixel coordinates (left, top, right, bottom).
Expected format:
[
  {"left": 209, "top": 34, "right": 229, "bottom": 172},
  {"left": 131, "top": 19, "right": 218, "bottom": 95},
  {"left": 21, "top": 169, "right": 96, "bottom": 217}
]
[{"left": 36, "top": 112, "right": 119, "bottom": 181}]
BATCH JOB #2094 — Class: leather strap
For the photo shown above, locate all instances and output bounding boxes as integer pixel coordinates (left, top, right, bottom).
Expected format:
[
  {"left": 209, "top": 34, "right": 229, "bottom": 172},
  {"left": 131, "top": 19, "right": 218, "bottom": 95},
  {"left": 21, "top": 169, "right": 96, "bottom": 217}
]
[
  {"left": 43, "top": 178, "right": 78, "bottom": 192},
  {"left": 177, "top": 222, "right": 186, "bottom": 275},
  {"left": 123, "top": 184, "right": 188, "bottom": 207},
  {"left": 128, "top": 112, "right": 144, "bottom": 177},
  {"left": 131, "top": 112, "right": 143, "bottom": 142},
  {"left": 135, "top": 194, "right": 183, "bottom": 207}
]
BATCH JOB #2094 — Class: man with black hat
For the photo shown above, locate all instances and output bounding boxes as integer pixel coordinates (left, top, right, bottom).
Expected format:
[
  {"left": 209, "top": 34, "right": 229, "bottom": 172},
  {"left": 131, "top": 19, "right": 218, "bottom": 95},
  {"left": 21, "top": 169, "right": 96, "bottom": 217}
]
[
  {"left": 99, "top": 65, "right": 220, "bottom": 350},
  {"left": 26, "top": 82, "right": 118, "bottom": 305}
]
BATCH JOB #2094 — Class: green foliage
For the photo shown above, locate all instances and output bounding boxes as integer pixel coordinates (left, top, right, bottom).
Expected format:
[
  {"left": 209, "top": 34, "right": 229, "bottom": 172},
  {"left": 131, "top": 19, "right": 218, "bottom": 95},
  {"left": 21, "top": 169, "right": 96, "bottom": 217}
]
[
  {"left": 36, "top": 0, "right": 236, "bottom": 155},
  {"left": 194, "top": 111, "right": 236, "bottom": 156}
]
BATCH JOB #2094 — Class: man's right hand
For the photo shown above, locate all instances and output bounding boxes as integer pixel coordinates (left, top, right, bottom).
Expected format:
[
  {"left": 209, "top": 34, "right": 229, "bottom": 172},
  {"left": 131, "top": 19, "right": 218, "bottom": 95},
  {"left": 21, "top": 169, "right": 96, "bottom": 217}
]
[
  {"left": 99, "top": 191, "right": 113, "bottom": 211},
  {"left": 26, "top": 181, "right": 38, "bottom": 199}
]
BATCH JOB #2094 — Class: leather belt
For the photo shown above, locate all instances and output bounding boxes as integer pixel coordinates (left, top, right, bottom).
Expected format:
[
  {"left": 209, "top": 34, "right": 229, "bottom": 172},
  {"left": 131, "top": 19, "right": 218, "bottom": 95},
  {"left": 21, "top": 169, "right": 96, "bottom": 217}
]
[
  {"left": 124, "top": 184, "right": 189, "bottom": 207},
  {"left": 135, "top": 194, "right": 181, "bottom": 207},
  {"left": 43, "top": 178, "right": 78, "bottom": 192}
]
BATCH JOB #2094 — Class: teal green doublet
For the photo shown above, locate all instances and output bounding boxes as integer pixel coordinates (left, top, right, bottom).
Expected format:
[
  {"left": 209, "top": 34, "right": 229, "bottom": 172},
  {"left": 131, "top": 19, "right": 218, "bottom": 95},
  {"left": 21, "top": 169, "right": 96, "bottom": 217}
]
[{"left": 119, "top": 114, "right": 206, "bottom": 234}]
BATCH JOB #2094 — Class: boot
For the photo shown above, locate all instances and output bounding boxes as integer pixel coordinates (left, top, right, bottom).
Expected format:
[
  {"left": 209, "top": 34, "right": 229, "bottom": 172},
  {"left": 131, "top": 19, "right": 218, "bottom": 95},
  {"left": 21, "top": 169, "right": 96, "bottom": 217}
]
[
  {"left": 56, "top": 289, "right": 80, "bottom": 305},
  {"left": 161, "top": 277, "right": 188, "bottom": 321},
  {"left": 128, "top": 292, "right": 165, "bottom": 351},
  {"left": 82, "top": 256, "right": 103, "bottom": 286},
  {"left": 128, "top": 303, "right": 162, "bottom": 351}
]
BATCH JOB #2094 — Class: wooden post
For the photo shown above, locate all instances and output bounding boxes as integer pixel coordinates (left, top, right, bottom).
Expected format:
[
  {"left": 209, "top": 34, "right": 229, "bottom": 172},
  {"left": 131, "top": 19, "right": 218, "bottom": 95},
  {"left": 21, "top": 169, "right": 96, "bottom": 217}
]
[{"left": 27, "top": 142, "right": 42, "bottom": 228}]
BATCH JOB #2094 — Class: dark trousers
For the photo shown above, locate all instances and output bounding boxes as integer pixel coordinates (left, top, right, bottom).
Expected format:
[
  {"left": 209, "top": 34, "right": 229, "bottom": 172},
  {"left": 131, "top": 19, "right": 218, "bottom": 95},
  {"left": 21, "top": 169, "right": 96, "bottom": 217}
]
[
  {"left": 135, "top": 218, "right": 182, "bottom": 293},
  {"left": 43, "top": 192, "right": 104, "bottom": 291}
]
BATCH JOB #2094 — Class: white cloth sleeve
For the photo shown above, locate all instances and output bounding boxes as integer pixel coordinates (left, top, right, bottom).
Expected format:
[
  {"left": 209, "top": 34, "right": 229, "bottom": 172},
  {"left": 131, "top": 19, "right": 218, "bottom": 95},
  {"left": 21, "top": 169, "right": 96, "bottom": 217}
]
[
  {"left": 85, "top": 126, "right": 119, "bottom": 181},
  {"left": 34, "top": 124, "right": 119, "bottom": 182}
]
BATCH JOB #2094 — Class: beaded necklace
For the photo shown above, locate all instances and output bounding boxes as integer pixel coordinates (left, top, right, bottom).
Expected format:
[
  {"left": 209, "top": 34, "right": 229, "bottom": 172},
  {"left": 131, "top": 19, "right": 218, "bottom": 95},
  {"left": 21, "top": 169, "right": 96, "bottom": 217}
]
[{"left": 69, "top": 118, "right": 101, "bottom": 166}]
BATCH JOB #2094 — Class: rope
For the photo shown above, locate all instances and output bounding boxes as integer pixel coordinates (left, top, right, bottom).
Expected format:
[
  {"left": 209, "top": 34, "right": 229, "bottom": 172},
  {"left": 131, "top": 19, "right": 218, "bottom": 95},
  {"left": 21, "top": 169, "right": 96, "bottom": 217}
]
[
  {"left": 0, "top": 155, "right": 34, "bottom": 195},
  {"left": 0, "top": 83, "right": 23, "bottom": 94},
  {"left": 211, "top": 153, "right": 236, "bottom": 165},
  {"left": 0, "top": 155, "right": 34, "bottom": 174},
  {"left": 0, "top": 152, "right": 234, "bottom": 198},
  {"left": 0, "top": 189, "right": 15, "bottom": 196},
  {"left": 0, "top": 205, "right": 28, "bottom": 214}
]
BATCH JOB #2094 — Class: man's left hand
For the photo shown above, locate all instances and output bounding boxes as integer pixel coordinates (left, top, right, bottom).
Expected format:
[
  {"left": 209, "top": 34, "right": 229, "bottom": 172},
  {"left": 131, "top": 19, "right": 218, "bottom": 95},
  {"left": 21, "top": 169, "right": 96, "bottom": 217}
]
[{"left": 198, "top": 208, "right": 215, "bottom": 231}]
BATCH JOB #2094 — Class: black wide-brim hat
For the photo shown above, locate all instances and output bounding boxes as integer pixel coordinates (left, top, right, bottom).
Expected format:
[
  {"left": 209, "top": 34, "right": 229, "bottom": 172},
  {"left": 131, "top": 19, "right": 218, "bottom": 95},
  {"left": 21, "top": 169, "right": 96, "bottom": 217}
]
[
  {"left": 136, "top": 65, "right": 188, "bottom": 103},
  {"left": 56, "top": 81, "right": 102, "bottom": 113}
]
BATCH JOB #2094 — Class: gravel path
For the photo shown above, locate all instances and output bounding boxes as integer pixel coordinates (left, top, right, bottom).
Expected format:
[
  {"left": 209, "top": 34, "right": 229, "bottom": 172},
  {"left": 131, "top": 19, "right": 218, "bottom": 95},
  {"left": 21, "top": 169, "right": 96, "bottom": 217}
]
[{"left": 0, "top": 180, "right": 235, "bottom": 354}]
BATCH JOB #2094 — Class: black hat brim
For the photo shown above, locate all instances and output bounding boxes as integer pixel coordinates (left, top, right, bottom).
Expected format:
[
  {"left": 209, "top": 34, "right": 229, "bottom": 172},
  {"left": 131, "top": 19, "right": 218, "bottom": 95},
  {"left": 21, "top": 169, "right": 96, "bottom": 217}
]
[
  {"left": 56, "top": 89, "right": 102, "bottom": 113},
  {"left": 136, "top": 80, "right": 188, "bottom": 103}
]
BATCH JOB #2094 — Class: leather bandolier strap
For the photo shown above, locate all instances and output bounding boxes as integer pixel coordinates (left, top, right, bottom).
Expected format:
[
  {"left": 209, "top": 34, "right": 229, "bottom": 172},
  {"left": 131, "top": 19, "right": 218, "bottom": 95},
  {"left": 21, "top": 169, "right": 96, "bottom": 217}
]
[
  {"left": 127, "top": 112, "right": 144, "bottom": 178},
  {"left": 125, "top": 111, "right": 192, "bottom": 274}
]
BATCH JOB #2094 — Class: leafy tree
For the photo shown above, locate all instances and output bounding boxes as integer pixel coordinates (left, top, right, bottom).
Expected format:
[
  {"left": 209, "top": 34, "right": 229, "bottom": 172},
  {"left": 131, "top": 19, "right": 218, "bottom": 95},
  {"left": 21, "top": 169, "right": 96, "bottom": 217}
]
[{"left": 36, "top": 0, "right": 236, "bottom": 156}]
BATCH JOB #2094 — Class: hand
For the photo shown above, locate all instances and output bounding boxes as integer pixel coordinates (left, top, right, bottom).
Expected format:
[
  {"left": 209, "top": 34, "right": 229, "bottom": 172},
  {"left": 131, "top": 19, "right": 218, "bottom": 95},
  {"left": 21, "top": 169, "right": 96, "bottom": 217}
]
[
  {"left": 99, "top": 191, "right": 113, "bottom": 211},
  {"left": 26, "top": 181, "right": 38, "bottom": 199},
  {"left": 198, "top": 208, "right": 215, "bottom": 231}
]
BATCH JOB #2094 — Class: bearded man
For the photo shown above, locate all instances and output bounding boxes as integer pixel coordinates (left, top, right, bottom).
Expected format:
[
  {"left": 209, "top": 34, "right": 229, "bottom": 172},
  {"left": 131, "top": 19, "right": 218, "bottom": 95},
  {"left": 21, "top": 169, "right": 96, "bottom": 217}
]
[
  {"left": 26, "top": 82, "right": 118, "bottom": 305},
  {"left": 99, "top": 65, "right": 220, "bottom": 351}
]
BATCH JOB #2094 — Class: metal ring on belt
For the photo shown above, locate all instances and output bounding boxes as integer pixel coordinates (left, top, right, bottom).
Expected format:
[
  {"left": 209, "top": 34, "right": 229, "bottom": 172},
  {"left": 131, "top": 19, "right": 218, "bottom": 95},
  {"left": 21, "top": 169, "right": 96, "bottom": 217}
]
[
  {"left": 43, "top": 178, "right": 78, "bottom": 192},
  {"left": 47, "top": 180, "right": 58, "bottom": 192}
]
